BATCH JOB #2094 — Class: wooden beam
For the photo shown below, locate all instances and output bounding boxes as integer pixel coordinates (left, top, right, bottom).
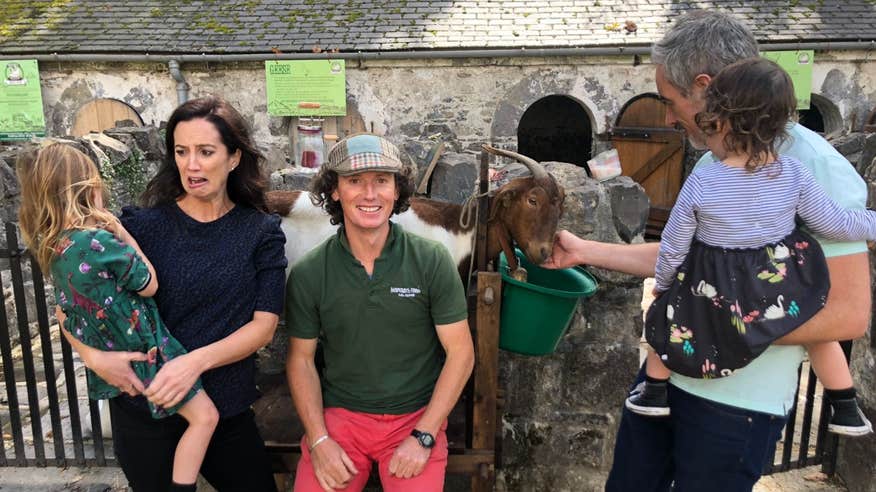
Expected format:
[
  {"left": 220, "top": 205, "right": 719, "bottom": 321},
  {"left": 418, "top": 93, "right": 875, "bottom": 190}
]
[{"left": 472, "top": 271, "right": 501, "bottom": 491}]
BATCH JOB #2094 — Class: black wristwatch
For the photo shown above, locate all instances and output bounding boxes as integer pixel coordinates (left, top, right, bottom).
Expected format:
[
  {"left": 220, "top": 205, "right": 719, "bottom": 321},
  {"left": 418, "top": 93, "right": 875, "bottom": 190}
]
[{"left": 411, "top": 429, "right": 436, "bottom": 449}]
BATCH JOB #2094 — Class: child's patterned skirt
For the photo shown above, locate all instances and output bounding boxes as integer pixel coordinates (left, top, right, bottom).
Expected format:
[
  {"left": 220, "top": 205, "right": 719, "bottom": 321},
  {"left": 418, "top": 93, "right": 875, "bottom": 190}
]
[{"left": 645, "top": 229, "right": 829, "bottom": 379}]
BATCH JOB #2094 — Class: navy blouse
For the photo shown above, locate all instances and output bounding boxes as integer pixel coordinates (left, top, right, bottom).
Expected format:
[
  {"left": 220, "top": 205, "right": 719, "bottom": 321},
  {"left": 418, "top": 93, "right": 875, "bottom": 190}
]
[{"left": 119, "top": 203, "right": 287, "bottom": 418}]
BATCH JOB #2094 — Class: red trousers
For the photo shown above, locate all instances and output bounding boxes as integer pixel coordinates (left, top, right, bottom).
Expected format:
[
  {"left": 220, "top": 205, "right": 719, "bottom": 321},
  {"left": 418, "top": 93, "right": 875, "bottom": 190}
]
[{"left": 293, "top": 406, "right": 448, "bottom": 492}]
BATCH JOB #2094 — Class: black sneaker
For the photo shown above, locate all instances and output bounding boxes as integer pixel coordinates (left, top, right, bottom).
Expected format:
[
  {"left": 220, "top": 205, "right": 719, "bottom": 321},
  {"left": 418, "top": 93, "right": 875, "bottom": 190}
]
[
  {"left": 625, "top": 381, "right": 671, "bottom": 417},
  {"left": 827, "top": 398, "right": 873, "bottom": 437}
]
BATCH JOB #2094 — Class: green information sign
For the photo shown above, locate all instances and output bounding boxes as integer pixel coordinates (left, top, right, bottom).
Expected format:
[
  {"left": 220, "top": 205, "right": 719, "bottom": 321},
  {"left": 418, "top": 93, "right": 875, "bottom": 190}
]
[
  {"left": 265, "top": 60, "right": 346, "bottom": 116},
  {"left": 0, "top": 59, "right": 47, "bottom": 141},
  {"left": 762, "top": 50, "right": 814, "bottom": 110}
]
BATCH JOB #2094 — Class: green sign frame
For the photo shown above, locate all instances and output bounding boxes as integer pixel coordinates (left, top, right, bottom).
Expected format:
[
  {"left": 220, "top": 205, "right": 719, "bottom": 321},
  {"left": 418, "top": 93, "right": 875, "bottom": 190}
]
[
  {"left": 762, "top": 50, "right": 814, "bottom": 110},
  {"left": 0, "top": 59, "right": 47, "bottom": 141},
  {"left": 265, "top": 60, "right": 347, "bottom": 116}
]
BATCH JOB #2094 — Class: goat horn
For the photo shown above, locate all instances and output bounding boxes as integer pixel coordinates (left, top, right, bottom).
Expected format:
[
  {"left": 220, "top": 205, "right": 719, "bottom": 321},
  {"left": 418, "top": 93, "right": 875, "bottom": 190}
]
[{"left": 482, "top": 144, "right": 549, "bottom": 181}]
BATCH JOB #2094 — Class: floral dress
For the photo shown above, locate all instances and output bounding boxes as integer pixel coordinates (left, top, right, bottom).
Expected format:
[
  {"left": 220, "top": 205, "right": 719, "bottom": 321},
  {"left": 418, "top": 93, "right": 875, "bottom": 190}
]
[
  {"left": 646, "top": 229, "right": 829, "bottom": 379},
  {"left": 51, "top": 228, "right": 201, "bottom": 418}
]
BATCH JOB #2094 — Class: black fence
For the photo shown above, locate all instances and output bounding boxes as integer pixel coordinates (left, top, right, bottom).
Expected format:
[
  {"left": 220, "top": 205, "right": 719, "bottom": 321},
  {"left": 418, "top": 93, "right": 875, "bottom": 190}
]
[
  {"left": 0, "top": 220, "right": 841, "bottom": 474},
  {"left": 0, "top": 223, "right": 112, "bottom": 467}
]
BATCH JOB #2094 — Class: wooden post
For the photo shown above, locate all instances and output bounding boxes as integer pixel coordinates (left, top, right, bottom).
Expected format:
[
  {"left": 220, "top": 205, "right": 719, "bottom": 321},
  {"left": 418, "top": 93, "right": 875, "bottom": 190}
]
[
  {"left": 471, "top": 147, "right": 500, "bottom": 492},
  {"left": 471, "top": 271, "right": 501, "bottom": 492}
]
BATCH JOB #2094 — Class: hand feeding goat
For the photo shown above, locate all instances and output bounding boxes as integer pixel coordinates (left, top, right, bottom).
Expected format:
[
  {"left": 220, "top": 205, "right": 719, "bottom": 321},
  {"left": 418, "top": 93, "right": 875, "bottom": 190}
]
[{"left": 266, "top": 145, "right": 565, "bottom": 282}]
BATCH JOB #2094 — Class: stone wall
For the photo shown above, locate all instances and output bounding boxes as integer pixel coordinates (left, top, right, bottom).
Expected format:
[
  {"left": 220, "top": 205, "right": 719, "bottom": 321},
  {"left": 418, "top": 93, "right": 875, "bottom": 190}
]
[
  {"left": 30, "top": 50, "right": 876, "bottom": 174},
  {"left": 497, "top": 167, "right": 648, "bottom": 491},
  {"left": 837, "top": 132, "right": 876, "bottom": 492}
]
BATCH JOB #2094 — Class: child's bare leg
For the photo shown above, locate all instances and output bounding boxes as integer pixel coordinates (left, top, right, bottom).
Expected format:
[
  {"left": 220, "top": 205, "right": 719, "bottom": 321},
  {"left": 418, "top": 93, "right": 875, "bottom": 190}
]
[
  {"left": 807, "top": 341, "right": 872, "bottom": 436},
  {"left": 172, "top": 391, "right": 220, "bottom": 485},
  {"left": 646, "top": 349, "right": 671, "bottom": 380},
  {"left": 805, "top": 341, "right": 852, "bottom": 389}
]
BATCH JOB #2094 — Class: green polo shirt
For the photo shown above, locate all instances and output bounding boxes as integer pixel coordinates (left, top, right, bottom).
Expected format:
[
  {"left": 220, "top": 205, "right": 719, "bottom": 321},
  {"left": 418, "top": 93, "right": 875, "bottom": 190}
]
[{"left": 286, "top": 222, "right": 468, "bottom": 414}]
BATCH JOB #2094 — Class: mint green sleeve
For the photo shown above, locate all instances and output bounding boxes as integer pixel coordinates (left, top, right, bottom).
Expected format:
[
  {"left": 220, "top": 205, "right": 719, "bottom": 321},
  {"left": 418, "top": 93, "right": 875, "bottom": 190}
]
[{"left": 800, "top": 152, "right": 868, "bottom": 258}]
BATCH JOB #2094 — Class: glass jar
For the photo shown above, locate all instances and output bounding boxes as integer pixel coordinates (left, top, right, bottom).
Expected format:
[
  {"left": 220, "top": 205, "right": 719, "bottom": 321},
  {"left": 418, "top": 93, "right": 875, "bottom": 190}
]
[{"left": 296, "top": 125, "right": 325, "bottom": 169}]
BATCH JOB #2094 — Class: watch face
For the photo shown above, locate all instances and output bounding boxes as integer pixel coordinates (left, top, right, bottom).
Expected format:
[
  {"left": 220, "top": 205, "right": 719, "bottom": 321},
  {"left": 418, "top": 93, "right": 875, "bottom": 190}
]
[
  {"left": 413, "top": 430, "right": 436, "bottom": 448},
  {"left": 419, "top": 433, "right": 435, "bottom": 447}
]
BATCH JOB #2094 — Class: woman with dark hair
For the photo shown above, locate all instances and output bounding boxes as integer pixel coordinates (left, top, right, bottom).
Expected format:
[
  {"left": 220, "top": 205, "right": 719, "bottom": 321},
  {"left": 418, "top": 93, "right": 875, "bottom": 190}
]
[{"left": 68, "top": 95, "right": 286, "bottom": 491}]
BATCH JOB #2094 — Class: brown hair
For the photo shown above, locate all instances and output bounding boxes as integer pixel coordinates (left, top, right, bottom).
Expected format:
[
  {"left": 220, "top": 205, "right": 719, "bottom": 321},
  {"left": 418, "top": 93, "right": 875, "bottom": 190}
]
[
  {"left": 140, "top": 95, "right": 268, "bottom": 211},
  {"left": 696, "top": 57, "right": 797, "bottom": 170},
  {"left": 309, "top": 165, "right": 416, "bottom": 226},
  {"left": 17, "top": 143, "right": 117, "bottom": 274}
]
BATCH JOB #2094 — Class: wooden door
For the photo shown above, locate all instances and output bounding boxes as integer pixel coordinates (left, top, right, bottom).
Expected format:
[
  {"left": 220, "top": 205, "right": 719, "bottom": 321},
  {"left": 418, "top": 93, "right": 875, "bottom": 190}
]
[
  {"left": 71, "top": 99, "right": 143, "bottom": 137},
  {"left": 611, "top": 93, "right": 685, "bottom": 239}
]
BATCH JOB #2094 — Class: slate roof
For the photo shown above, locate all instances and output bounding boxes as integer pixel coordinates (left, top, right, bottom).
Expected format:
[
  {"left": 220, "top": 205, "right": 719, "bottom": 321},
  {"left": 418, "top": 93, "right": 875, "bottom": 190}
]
[{"left": 1, "top": 0, "right": 875, "bottom": 56}]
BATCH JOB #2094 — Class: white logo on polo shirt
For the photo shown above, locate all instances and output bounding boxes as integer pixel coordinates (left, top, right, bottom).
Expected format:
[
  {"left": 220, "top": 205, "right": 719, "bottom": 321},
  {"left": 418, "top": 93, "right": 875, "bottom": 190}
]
[{"left": 390, "top": 286, "right": 421, "bottom": 298}]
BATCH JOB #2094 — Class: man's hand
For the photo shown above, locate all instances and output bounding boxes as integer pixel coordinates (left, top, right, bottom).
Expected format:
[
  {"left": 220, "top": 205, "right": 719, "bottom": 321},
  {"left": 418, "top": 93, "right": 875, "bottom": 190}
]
[
  {"left": 388, "top": 436, "right": 431, "bottom": 479},
  {"left": 309, "top": 437, "right": 358, "bottom": 491},
  {"left": 541, "top": 230, "right": 584, "bottom": 270}
]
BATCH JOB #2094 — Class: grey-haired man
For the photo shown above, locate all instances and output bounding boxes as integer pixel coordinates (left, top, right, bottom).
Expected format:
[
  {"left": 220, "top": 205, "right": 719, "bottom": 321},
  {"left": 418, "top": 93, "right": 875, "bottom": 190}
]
[{"left": 544, "top": 10, "right": 870, "bottom": 491}]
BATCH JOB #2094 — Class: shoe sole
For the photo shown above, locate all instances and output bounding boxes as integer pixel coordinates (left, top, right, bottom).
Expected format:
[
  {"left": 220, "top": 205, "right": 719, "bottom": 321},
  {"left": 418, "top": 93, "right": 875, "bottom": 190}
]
[
  {"left": 828, "top": 422, "right": 873, "bottom": 437},
  {"left": 625, "top": 397, "right": 671, "bottom": 417},
  {"left": 828, "top": 407, "right": 873, "bottom": 437}
]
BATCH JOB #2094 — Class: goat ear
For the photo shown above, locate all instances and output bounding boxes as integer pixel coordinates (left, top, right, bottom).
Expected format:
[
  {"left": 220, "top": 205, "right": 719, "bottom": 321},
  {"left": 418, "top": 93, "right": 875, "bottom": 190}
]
[{"left": 489, "top": 187, "right": 516, "bottom": 222}]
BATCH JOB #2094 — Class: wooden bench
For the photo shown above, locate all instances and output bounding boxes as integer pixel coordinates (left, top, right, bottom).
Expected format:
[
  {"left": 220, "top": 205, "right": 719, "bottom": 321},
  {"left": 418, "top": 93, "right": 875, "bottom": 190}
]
[{"left": 255, "top": 154, "right": 502, "bottom": 491}]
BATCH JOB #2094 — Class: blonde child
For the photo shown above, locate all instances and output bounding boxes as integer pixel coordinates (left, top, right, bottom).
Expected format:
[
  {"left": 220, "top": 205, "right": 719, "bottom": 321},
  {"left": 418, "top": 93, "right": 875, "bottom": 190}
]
[
  {"left": 630, "top": 58, "right": 873, "bottom": 437},
  {"left": 17, "top": 143, "right": 219, "bottom": 490}
]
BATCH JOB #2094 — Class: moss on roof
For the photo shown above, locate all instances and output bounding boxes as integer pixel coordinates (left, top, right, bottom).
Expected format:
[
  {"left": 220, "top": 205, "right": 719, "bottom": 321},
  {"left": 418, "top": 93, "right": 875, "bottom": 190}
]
[{"left": 0, "top": 0, "right": 73, "bottom": 40}]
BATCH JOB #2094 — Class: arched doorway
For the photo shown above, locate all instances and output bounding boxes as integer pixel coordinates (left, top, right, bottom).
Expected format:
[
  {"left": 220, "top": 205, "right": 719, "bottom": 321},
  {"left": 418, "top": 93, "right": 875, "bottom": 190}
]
[
  {"left": 798, "top": 94, "right": 843, "bottom": 136},
  {"left": 517, "top": 95, "right": 592, "bottom": 167},
  {"left": 71, "top": 99, "right": 143, "bottom": 137}
]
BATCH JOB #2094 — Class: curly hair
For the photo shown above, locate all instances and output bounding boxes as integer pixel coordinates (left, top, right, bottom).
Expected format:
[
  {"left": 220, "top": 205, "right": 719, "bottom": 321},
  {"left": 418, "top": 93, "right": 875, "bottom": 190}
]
[
  {"left": 140, "top": 95, "right": 268, "bottom": 211},
  {"left": 695, "top": 57, "right": 797, "bottom": 170},
  {"left": 309, "top": 165, "right": 416, "bottom": 226}
]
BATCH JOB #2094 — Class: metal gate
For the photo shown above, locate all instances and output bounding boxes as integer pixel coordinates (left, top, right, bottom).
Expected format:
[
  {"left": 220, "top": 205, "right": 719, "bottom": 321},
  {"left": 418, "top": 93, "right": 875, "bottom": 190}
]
[
  {"left": 0, "top": 222, "right": 113, "bottom": 467},
  {"left": 0, "top": 220, "right": 842, "bottom": 475}
]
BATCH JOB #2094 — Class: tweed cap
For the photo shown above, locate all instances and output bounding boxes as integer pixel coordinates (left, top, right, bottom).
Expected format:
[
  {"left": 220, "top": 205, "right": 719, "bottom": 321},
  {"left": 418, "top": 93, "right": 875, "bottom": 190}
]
[{"left": 324, "top": 133, "right": 405, "bottom": 175}]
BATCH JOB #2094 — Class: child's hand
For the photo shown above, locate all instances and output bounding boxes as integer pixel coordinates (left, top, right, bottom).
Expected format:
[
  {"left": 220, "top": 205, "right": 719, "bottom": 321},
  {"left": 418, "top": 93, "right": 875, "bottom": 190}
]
[
  {"left": 651, "top": 287, "right": 662, "bottom": 297},
  {"left": 105, "top": 217, "right": 132, "bottom": 244}
]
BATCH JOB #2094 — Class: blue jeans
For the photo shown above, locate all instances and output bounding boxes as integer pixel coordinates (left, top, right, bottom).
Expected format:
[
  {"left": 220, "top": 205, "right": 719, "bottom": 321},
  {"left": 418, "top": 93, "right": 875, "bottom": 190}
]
[{"left": 605, "top": 366, "right": 788, "bottom": 492}]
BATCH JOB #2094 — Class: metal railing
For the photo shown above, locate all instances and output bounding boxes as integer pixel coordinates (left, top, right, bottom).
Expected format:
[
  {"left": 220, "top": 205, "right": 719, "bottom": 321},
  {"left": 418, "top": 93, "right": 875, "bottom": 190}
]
[{"left": 0, "top": 223, "right": 112, "bottom": 467}]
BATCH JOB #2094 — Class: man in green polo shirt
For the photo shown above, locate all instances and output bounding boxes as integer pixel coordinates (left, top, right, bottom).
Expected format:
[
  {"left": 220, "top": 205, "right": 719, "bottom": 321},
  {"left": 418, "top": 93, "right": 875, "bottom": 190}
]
[{"left": 285, "top": 133, "right": 475, "bottom": 492}]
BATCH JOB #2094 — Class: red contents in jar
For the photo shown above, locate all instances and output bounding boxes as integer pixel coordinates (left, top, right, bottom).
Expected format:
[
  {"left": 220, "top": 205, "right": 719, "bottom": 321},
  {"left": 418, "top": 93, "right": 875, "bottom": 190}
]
[{"left": 300, "top": 150, "right": 319, "bottom": 168}]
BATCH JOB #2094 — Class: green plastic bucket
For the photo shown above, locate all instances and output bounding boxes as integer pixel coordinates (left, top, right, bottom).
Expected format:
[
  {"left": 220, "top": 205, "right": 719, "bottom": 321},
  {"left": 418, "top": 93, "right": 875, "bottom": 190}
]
[{"left": 498, "top": 249, "right": 598, "bottom": 355}]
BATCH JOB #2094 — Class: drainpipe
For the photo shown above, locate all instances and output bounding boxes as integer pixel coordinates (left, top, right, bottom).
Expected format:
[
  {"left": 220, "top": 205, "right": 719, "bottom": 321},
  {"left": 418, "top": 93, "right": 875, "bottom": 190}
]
[{"left": 168, "top": 59, "right": 189, "bottom": 104}]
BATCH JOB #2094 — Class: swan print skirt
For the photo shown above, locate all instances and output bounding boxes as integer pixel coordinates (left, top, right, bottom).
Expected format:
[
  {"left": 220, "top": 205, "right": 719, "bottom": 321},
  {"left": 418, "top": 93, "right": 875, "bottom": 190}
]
[{"left": 645, "top": 229, "right": 829, "bottom": 379}]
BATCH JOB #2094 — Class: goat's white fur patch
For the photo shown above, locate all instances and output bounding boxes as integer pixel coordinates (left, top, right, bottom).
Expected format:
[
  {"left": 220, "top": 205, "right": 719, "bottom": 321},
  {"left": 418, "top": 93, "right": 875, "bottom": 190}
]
[{"left": 280, "top": 193, "right": 474, "bottom": 278}]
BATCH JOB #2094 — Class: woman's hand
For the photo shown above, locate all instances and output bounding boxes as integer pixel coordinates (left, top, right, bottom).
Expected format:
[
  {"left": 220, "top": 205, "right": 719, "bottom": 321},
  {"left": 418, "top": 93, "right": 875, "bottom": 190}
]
[
  {"left": 143, "top": 351, "right": 204, "bottom": 408},
  {"left": 85, "top": 349, "right": 149, "bottom": 396},
  {"left": 58, "top": 307, "right": 146, "bottom": 396}
]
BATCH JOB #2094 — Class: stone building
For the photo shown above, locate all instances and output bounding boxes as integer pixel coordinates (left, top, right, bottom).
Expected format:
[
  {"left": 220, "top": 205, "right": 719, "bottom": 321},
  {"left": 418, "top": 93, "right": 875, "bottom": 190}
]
[{"left": 2, "top": 1, "right": 876, "bottom": 491}]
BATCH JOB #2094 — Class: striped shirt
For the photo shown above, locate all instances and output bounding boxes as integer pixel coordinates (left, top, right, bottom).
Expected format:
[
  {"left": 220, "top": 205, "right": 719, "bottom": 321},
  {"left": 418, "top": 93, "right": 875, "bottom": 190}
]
[{"left": 655, "top": 154, "right": 876, "bottom": 291}]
